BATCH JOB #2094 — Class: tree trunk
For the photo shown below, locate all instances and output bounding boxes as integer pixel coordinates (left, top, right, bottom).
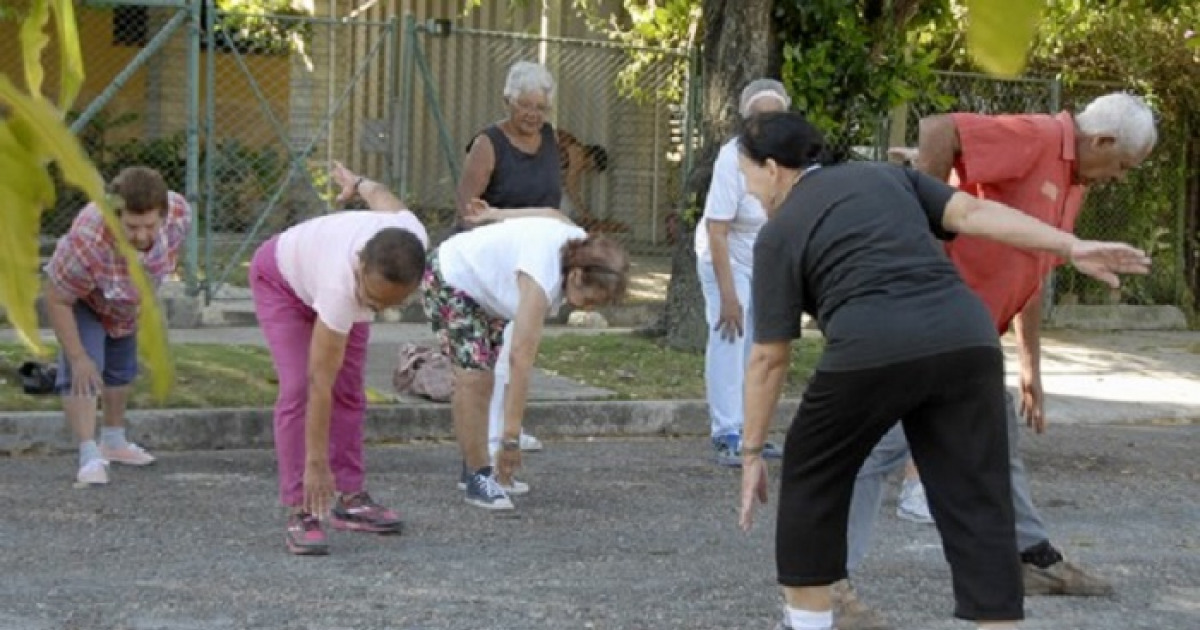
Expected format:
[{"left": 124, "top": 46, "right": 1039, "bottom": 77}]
[
  {"left": 659, "top": 0, "right": 780, "bottom": 351},
  {"left": 1185, "top": 134, "right": 1199, "bottom": 315}
]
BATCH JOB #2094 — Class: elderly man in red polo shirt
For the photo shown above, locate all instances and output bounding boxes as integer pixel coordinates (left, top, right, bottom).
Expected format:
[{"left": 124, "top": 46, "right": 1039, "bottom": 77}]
[{"left": 831, "top": 92, "right": 1157, "bottom": 630}]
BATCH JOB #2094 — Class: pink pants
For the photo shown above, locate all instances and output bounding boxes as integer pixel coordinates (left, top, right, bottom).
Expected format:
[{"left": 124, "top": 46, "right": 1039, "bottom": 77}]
[{"left": 249, "top": 236, "right": 370, "bottom": 507}]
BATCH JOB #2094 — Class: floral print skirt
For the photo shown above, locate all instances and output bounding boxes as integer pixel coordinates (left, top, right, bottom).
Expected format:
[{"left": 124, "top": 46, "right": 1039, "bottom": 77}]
[{"left": 421, "top": 250, "right": 507, "bottom": 371}]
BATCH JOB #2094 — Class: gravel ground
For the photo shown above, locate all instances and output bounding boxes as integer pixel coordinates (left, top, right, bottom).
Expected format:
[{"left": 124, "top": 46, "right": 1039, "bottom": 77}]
[{"left": 0, "top": 423, "right": 1197, "bottom": 630}]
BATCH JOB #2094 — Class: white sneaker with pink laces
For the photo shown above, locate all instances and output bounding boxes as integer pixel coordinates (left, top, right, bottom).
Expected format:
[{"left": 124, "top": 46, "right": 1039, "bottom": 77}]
[
  {"left": 76, "top": 459, "right": 110, "bottom": 485},
  {"left": 100, "top": 443, "right": 156, "bottom": 466}
]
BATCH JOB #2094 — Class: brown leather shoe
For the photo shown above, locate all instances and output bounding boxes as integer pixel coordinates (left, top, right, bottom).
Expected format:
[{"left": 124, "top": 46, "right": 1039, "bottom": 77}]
[
  {"left": 831, "top": 579, "right": 894, "bottom": 630},
  {"left": 1023, "top": 559, "right": 1114, "bottom": 596}
]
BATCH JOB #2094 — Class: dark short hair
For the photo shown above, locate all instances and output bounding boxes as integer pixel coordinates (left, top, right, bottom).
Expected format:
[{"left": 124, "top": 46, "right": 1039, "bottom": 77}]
[
  {"left": 738, "top": 112, "right": 825, "bottom": 170},
  {"left": 108, "top": 166, "right": 168, "bottom": 216},
  {"left": 360, "top": 227, "right": 426, "bottom": 285}
]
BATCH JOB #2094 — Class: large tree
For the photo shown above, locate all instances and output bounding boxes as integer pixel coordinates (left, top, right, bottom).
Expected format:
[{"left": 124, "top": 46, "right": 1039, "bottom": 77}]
[{"left": 656, "top": 0, "right": 780, "bottom": 351}]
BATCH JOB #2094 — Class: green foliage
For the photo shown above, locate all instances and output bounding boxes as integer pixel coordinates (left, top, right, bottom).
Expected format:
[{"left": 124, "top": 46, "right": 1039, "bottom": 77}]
[
  {"left": 775, "top": 0, "right": 952, "bottom": 150},
  {"left": 210, "top": 0, "right": 314, "bottom": 57},
  {"left": 572, "top": 0, "right": 700, "bottom": 104},
  {"left": 1, "top": 0, "right": 172, "bottom": 398}
]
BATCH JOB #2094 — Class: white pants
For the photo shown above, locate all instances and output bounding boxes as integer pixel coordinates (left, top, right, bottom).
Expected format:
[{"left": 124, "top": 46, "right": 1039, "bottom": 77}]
[
  {"left": 698, "top": 260, "right": 754, "bottom": 439},
  {"left": 486, "top": 321, "right": 515, "bottom": 457}
]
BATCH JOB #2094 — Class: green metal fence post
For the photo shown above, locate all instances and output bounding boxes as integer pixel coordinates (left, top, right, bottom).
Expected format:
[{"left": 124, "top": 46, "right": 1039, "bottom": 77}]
[
  {"left": 184, "top": 0, "right": 201, "bottom": 296},
  {"left": 202, "top": 0, "right": 217, "bottom": 304},
  {"left": 397, "top": 14, "right": 417, "bottom": 201}
]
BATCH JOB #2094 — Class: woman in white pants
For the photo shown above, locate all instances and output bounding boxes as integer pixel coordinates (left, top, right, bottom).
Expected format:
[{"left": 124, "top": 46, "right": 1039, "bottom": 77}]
[{"left": 696, "top": 79, "right": 791, "bottom": 467}]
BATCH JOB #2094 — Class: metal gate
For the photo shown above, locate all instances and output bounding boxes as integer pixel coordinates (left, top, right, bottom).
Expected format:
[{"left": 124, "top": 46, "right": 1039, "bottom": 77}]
[{"left": 198, "top": 7, "right": 400, "bottom": 301}]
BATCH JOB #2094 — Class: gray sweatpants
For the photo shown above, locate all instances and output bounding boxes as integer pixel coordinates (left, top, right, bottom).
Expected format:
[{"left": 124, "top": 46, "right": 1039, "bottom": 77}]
[{"left": 846, "top": 392, "right": 1050, "bottom": 573}]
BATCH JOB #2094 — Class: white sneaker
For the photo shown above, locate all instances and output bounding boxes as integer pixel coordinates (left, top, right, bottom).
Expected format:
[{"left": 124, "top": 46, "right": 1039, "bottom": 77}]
[
  {"left": 100, "top": 442, "right": 156, "bottom": 466},
  {"left": 498, "top": 476, "right": 531, "bottom": 496},
  {"left": 76, "top": 459, "right": 110, "bottom": 485},
  {"left": 519, "top": 431, "right": 543, "bottom": 452},
  {"left": 897, "top": 480, "right": 934, "bottom": 524}
]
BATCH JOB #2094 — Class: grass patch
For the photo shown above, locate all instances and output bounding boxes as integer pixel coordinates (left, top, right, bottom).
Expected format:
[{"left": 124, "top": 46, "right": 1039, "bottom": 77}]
[
  {"left": 0, "top": 343, "right": 278, "bottom": 412},
  {"left": 536, "top": 333, "right": 824, "bottom": 400}
]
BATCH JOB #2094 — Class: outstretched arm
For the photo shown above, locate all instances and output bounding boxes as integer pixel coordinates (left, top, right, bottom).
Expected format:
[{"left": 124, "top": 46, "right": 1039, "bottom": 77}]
[
  {"left": 942, "top": 191, "right": 1151, "bottom": 288},
  {"left": 331, "top": 161, "right": 406, "bottom": 212},
  {"left": 461, "top": 199, "right": 576, "bottom": 227}
]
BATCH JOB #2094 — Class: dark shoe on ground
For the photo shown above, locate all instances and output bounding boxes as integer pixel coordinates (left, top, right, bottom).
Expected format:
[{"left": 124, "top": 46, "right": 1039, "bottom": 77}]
[
  {"left": 330, "top": 492, "right": 403, "bottom": 534},
  {"left": 1021, "top": 540, "right": 1113, "bottom": 596}
]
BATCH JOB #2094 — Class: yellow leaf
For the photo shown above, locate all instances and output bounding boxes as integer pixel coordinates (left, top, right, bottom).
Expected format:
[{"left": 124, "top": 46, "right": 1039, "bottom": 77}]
[
  {"left": 966, "top": 0, "right": 1044, "bottom": 77},
  {"left": 50, "top": 0, "right": 83, "bottom": 110},
  {"left": 19, "top": 0, "right": 50, "bottom": 98},
  {"left": 0, "top": 75, "right": 174, "bottom": 400}
]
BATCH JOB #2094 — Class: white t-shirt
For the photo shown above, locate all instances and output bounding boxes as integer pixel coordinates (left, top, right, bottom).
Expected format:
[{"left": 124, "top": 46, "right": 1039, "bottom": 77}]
[
  {"left": 694, "top": 138, "right": 767, "bottom": 272},
  {"left": 275, "top": 210, "right": 429, "bottom": 334},
  {"left": 438, "top": 217, "right": 587, "bottom": 320}
]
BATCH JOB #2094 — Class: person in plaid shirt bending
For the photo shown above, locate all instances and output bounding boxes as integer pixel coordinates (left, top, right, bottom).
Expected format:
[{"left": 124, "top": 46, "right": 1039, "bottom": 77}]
[{"left": 42, "top": 166, "right": 192, "bottom": 485}]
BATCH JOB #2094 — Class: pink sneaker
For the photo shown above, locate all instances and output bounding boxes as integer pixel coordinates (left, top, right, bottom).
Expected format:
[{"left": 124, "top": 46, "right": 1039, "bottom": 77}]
[
  {"left": 100, "top": 443, "right": 156, "bottom": 466},
  {"left": 285, "top": 512, "right": 329, "bottom": 556},
  {"left": 76, "top": 459, "right": 110, "bottom": 485},
  {"left": 330, "top": 492, "right": 403, "bottom": 534}
]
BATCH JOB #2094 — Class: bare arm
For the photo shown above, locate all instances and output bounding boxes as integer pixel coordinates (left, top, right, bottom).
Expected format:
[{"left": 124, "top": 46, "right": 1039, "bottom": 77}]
[
  {"left": 942, "top": 191, "right": 1150, "bottom": 288},
  {"left": 330, "top": 161, "right": 406, "bottom": 212},
  {"left": 464, "top": 201, "right": 576, "bottom": 227},
  {"left": 916, "top": 114, "right": 961, "bottom": 182},
  {"left": 742, "top": 341, "right": 791, "bottom": 452},
  {"left": 502, "top": 273, "right": 550, "bottom": 441},
  {"left": 457, "top": 134, "right": 496, "bottom": 223},
  {"left": 356, "top": 179, "right": 406, "bottom": 212},
  {"left": 1013, "top": 292, "right": 1046, "bottom": 432},
  {"left": 1013, "top": 293, "right": 1042, "bottom": 381},
  {"left": 942, "top": 192, "right": 1076, "bottom": 258},
  {"left": 42, "top": 282, "right": 87, "bottom": 365},
  {"left": 305, "top": 322, "right": 347, "bottom": 469}
]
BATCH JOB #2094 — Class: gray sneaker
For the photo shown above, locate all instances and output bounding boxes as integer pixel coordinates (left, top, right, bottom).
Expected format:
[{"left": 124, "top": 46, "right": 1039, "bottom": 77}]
[
  {"left": 1023, "top": 559, "right": 1114, "bottom": 596},
  {"left": 463, "top": 466, "right": 514, "bottom": 511}
]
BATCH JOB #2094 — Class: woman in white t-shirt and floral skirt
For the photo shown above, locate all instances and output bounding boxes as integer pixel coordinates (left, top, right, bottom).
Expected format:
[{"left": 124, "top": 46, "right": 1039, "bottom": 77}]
[
  {"left": 422, "top": 206, "right": 629, "bottom": 511},
  {"left": 249, "top": 162, "right": 429, "bottom": 556},
  {"left": 696, "top": 79, "right": 792, "bottom": 467}
]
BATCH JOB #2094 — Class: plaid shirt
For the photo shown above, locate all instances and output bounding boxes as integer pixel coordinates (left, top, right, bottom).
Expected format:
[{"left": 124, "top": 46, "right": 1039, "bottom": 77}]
[{"left": 44, "top": 191, "right": 192, "bottom": 338}]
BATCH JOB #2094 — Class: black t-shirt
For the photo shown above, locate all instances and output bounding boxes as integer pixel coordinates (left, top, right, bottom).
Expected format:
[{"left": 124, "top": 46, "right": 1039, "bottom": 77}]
[{"left": 752, "top": 162, "right": 998, "bottom": 372}]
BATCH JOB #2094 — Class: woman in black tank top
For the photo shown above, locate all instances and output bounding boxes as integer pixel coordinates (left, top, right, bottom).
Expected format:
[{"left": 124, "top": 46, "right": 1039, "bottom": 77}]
[{"left": 456, "top": 61, "right": 563, "bottom": 231}]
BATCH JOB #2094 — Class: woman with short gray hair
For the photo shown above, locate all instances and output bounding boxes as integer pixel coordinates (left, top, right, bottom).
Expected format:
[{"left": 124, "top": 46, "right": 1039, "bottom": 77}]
[
  {"left": 696, "top": 78, "right": 791, "bottom": 467},
  {"left": 455, "top": 60, "right": 563, "bottom": 476}
]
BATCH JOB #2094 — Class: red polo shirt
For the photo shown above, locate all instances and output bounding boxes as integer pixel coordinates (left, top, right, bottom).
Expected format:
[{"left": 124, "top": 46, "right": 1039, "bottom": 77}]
[{"left": 944, "top": 112, "right": 1087, "bottom": 334}]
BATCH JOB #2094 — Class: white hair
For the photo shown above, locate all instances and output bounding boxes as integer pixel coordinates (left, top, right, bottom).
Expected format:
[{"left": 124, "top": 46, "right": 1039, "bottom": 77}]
[
  {"left": 1075, "top": 92, "right": 1157, "bottom": 155},
  {"left": 739, "top": 78, "right": 790, "bottom": 118},
  {"left": 503, "top": 61, "right": 556, "bottom": 104}
]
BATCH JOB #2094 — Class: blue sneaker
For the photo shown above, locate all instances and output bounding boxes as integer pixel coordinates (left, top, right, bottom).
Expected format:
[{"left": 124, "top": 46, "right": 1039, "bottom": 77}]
[{"left": 713, "top": 434, "right": 743, "bottom": 468}]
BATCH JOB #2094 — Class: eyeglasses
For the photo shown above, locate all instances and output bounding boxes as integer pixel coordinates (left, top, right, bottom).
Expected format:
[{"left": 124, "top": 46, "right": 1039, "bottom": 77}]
[{"left": 510, "top": 99, "right": 552, "bottom": 116}]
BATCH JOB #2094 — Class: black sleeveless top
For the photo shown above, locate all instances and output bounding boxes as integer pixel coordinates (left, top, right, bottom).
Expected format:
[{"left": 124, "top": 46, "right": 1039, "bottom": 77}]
[{"left": 478, "top": 123, "right": 563, "bottom": 210}]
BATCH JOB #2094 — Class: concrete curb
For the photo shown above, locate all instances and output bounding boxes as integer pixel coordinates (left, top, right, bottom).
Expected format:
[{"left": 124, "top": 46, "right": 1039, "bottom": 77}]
[{"left": 0, "top": 399, "right": 801, "bottom": 456}]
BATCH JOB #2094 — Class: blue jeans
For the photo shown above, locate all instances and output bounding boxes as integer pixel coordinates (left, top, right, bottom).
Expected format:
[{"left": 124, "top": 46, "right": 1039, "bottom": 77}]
[
  {"left": 54, "top": 302, "right": 138, "bottom": 393},
  {"left": 698, "top": 260, "right": 753, "bottom": 439},
  {"left": 846, "top": 392, "right": 1050, "bottom": 573}
]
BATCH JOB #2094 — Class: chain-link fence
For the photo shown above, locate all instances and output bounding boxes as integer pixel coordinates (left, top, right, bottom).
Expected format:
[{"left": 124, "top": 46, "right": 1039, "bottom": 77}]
[
  {"left": 400, "top": 21, "right": 696, "bottom": 256},
  {"left": 1055, "top": 80, "right": 1188, "bottom": 308},
  {"left": 200, "top": 10, "right": 399, "bottom": 297},
  {"left": 39, "top": 2, "right": 197, "bottom": 269}
]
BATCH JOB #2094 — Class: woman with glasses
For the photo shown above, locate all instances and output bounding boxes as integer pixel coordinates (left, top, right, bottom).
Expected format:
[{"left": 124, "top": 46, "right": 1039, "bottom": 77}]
[
  {"left": 454, "top": 60, "right": 562, "bottom": 473},
  {"left": 249, "top": 161, "right": 428, "bottom": 556}
]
